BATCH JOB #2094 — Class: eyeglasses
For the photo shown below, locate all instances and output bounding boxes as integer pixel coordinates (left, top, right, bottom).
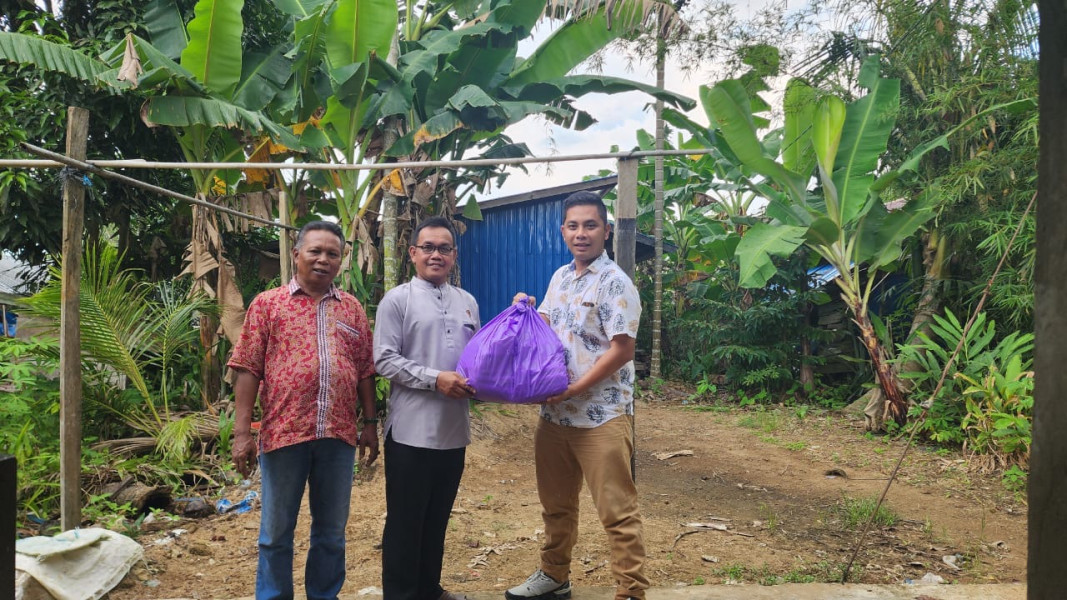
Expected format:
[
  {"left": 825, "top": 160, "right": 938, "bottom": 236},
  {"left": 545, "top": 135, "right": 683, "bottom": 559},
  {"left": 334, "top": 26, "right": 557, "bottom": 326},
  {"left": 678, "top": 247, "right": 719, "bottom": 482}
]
[{"left": 413, "top": 244, "right": 454, "bottom": 255}]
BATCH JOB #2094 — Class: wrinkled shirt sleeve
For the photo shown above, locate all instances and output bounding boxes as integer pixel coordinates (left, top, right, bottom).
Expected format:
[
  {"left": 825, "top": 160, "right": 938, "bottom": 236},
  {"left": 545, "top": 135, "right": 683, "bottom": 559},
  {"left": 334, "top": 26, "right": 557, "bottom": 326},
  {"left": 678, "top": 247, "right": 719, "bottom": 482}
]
[
  {"left": 227, "top": 293, "right": 269, "bottom": 379},
  {"left": 373, "top": 288, "right": 441, "bottom": 391},
  {"left": 599, "top": 273, "right": 641, "bottom": 340},
  {"left": 350, "top": 300, "right": 377, "bottom": 381},
  {"left": 538, "top": 268, "right": 562, "bottom": 320}
]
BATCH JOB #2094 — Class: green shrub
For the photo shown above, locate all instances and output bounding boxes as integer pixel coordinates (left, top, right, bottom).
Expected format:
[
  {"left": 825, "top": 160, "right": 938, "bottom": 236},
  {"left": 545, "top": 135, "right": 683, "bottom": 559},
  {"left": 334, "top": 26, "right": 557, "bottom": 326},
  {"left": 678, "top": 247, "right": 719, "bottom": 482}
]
[
  {"left": 839, "top": 495, "right": 898, "bottom": 530},
  {"left": 895, "top": 309, "right": 1033, "bottom": 450},
  {"left": 957, "top": 357, "right": 1033, "bottom": 469}
]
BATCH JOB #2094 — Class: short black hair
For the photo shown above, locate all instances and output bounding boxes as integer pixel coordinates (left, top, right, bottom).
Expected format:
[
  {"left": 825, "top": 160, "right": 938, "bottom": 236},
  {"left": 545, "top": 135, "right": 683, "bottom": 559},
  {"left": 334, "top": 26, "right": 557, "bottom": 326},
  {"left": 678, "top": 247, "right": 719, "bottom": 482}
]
[
  {"left": 295, "top": 220, "right": 345, "bottom": 249},
  {"left": 412, "top": 216, "right": 457, "bottom": 246},
  {"left": 562, "top": 191, "right": 608, "bottom": 226}
]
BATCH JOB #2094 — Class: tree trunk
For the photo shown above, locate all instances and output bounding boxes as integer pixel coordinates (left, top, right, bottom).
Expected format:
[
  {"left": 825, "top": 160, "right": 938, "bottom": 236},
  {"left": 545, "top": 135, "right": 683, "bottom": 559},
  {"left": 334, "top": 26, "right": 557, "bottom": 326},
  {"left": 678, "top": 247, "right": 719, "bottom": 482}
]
[
  {"left": 798, "top": 260, "right": 815, "bottom": 394},
  {"left": 899, "top": 230, "right": 944, "bottom": 382},
  {"left": 199, "top": 313, "right": 222, "bottom": 413},
  {"left": 650, "top": 15, "right": 666, "bottom": 380},
  {"left": 381, "top": 38, "right": 402, "bottom": 294},
  {"left": 799, "top": 325, "right": 815, "bottom": 393},
  {"left": 851, "top": 308, "right": 908, "bottom": 426}
]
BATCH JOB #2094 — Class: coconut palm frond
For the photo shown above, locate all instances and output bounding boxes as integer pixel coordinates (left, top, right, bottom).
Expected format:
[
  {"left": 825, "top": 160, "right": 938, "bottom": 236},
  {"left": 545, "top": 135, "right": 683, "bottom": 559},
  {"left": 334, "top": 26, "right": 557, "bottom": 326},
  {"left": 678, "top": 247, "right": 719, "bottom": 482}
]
[
  {"left": 21, "top": 244, "right": 155, "bottom": 402},
  {"left": 157, "top": 413, "right": 204, "bottom": 463},
  {"left": 150, "top": 281, "right": 218, "bottom": 414}
]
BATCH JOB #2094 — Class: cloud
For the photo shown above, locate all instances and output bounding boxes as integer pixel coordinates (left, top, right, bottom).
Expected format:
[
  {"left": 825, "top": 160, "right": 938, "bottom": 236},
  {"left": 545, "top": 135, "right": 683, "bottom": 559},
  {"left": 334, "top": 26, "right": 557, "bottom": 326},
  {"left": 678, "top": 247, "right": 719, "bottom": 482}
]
[{"left": 482, "top": 57, "right": 712, "bottom": 200}]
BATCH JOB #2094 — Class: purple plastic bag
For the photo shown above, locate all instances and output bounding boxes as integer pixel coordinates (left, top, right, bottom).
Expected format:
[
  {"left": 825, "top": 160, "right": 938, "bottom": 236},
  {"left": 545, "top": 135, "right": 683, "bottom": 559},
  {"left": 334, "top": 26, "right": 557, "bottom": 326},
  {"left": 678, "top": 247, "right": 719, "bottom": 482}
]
[{"left": 457, "top": 302, "right": 569, "bottom": 404}]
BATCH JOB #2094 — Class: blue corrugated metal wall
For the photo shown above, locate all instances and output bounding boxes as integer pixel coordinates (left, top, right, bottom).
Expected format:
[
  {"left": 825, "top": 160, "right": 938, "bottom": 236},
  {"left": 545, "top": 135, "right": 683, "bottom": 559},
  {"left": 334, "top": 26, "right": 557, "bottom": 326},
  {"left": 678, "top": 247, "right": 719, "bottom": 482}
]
[{"left": 457, "top": 198, "right": 570, "bottom": 324}]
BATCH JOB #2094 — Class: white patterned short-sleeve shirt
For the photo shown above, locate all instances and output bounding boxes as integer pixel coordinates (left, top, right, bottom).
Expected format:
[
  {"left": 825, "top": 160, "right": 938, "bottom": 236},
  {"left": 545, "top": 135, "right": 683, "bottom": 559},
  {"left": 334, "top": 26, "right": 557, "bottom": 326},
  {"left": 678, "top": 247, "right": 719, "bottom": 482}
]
[{"left": 537, "top": 251, "right": 641, "bottom": 428}]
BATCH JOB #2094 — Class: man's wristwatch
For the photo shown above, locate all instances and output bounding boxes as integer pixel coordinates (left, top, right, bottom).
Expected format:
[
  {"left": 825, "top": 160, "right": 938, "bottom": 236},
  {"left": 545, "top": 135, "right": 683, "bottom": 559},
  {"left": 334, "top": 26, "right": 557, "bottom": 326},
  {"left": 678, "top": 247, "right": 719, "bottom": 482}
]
[{"left": 362, "top": 417, "right": 379, "bottom": 424}]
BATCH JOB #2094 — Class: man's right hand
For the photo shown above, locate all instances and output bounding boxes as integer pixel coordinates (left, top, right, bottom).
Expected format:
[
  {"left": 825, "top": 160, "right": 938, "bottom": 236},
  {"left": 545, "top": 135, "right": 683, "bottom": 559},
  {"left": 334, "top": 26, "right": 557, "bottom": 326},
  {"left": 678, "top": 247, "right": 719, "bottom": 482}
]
[
  {"left": 232, "top": 431, "right": 258, "bottom": 477},
  {"left": 436, "top": 371, "right": 475, "bottom": 399},
  {"left": 512, "top": 292, "right": 536, "bottom": 306}
]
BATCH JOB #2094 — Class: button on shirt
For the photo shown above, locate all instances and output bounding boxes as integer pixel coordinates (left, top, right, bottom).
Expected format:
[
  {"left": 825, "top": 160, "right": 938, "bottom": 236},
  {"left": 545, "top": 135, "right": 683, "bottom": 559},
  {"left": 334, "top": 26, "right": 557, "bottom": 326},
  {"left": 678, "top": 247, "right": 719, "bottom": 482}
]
[
  {"left": 227, "top": 280, "right": 375, "bottom": 454},
  {"left": 374, "top": 277, "right": 480, "bottom": 450},
  {"left": 538, "top": 251, "right": 641, "bottom": 428}
]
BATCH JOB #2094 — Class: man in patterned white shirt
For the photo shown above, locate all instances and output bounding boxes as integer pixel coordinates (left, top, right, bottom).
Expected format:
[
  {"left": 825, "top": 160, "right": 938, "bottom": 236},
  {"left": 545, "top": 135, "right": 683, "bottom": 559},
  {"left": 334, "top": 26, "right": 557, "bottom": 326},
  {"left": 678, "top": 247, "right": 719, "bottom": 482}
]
[{"left": 507, "top": 192, "right": 648, "bottom": 600}]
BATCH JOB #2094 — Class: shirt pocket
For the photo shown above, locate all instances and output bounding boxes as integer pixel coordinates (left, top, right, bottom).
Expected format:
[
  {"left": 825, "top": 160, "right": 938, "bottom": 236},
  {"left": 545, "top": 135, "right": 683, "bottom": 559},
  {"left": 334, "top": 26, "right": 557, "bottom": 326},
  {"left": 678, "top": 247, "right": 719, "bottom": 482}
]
[
  {"left": 336, "top": 321, "right": 364, "bottom": 356},
  {"left": 461, "top": 320, "right": 478, "bottom": 342},
  {"left": 337, "top": 321, "right": 361, "bottom": 339}
]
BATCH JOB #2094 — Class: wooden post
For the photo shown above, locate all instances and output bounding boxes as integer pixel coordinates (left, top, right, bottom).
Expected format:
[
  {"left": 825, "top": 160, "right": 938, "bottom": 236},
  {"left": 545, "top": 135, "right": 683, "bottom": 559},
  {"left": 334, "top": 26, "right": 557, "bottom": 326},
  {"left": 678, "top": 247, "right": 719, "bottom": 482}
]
[
  {"left": 60, "top": 107, "right": 89, "bottom": 531},
  {"left": 279, "top": 188, "right": 292, "bottom": 283},
  {"left": 1030, "top": 1, "right": 1067, "bottom": 597},
  {"left": 1, "top": 454, "right": 14, "bottom": 596},
  {"left": 614, "top": 158, "right": 638, "bottom": 280},
  {"left": 615, "top": 157, "right": 638, "bottom": 482}
]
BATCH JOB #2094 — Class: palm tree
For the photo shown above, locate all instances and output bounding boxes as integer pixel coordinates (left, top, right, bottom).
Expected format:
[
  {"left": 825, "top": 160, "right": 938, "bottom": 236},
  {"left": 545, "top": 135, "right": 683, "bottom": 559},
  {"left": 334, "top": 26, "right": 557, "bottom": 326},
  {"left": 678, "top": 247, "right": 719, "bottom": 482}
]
[{"left": 21, "top": 244, "right": 218, "bottom": 461}]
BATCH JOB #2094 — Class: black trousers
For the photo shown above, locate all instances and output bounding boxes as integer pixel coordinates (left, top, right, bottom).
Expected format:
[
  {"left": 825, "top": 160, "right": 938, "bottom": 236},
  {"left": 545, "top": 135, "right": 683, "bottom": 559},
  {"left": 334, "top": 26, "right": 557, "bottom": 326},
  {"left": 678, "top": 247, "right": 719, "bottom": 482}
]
[{"left": 382, "top": 432, "right": 466, "bottom": 600}]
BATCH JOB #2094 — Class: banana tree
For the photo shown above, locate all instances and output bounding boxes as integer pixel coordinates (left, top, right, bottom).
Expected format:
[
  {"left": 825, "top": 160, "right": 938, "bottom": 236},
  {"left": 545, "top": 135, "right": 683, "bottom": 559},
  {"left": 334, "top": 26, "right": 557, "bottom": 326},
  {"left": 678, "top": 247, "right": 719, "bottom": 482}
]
[
  {"left": 0, "top": 0, "right": 298, "bottom": 405},
  {"left": 263, "top": 0, "right": 397, "bottom": 297},
  {"left": 706, "top": 56, "right": 1033, "bottom": 425},
  {"left": 360, "top": 0, "right": 694, "bottom": 285}
]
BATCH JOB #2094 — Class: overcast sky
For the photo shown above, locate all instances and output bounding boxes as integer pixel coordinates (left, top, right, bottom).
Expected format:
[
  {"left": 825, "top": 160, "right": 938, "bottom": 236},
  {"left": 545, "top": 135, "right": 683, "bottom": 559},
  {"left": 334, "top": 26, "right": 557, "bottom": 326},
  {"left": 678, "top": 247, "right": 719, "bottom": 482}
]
[
  {"left": 479, "top": 0, "right": 805, "bottom": 200},
  {"left": 479, "top": 36, "right": 711, "bottom": 200}
]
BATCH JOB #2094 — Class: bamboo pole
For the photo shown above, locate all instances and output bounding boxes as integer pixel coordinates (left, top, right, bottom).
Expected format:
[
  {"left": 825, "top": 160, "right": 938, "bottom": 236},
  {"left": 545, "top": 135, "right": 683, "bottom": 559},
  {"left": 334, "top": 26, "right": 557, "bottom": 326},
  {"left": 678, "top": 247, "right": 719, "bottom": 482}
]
[
  {"left": 3, "top": 148, "right": 716, "bottom": 172},
  {"left": 59, "top": 107, "right": 89, "bottom": 531},
  {"left": 19, "top": 143, "right": 298, "bottom": 232},
  {"left": 279, "top": 188, "right": 292, "bottom": 282}
]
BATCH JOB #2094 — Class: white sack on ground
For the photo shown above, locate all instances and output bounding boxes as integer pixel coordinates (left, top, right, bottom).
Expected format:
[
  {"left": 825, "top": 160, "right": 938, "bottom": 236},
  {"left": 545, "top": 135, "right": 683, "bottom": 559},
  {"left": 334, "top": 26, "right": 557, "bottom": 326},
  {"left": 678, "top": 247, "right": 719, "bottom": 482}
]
[{"left": 15, "top": 528, "right": 143, "bottom": 600}]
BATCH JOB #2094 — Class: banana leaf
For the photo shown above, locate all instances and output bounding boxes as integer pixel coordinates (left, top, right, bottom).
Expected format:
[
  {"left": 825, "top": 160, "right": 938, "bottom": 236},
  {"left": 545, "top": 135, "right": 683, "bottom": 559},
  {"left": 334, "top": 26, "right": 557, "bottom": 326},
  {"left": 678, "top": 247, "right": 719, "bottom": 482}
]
[{"left": 182, "top": 0, "right": 245, "bottom": 97}]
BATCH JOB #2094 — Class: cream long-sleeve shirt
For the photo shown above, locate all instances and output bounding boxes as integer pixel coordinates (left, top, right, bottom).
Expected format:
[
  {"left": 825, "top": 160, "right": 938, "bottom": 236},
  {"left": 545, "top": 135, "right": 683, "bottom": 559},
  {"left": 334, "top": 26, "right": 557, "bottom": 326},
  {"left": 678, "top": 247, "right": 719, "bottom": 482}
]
[{"left": 374, "top": 277, "right": 480, "bottom": 450}]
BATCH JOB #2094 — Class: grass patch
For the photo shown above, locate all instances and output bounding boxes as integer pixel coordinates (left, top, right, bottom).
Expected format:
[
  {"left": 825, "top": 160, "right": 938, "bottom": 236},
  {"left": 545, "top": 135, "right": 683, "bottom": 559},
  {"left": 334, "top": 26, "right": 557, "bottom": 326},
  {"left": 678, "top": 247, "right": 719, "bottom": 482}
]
[
  {"left": 710, "top": 562, "right": 853, "bottom": 585},
  {"left": 684, "top": 404, "right": 732, "bottom": 413},
  {"left": 712, "top": 561, "right": 853, "bottom": 585},
  {"left": 785, "top": 441, "right": 808, "bottom": 451},
  {"left": 737, "top": 411, "right": 780, "bottom": 433},
  {"left": 758, "top": 503, "right": 779, "bottom": 531},
  {"left": 711, "top": 563, "right": 747, "bottom": 583},
  {"left": 839, "top": 495, "right": 899, "bottom": 530}
]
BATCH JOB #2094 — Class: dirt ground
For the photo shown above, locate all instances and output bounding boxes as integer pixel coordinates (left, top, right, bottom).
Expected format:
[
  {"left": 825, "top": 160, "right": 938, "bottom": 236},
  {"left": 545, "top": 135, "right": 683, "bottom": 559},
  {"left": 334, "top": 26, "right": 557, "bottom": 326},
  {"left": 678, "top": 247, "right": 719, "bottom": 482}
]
[{"left": 108, "top": 383, "right": 1028, "bottom": 599}]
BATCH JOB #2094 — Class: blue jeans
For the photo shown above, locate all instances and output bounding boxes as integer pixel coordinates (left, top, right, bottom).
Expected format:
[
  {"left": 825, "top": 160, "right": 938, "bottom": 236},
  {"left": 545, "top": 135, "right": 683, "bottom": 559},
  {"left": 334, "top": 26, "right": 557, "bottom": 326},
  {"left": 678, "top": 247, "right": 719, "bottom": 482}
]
[{"left": 256, "top": 438, "right": 356, "bottom": 600}]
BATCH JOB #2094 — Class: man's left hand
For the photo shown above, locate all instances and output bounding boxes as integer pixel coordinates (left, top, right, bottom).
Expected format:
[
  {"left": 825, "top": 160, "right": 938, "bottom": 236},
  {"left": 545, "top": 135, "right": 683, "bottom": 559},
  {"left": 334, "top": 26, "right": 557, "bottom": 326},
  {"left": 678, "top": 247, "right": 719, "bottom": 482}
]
[{"left": 359, "top": 423, "right": 379, "bottom": 465}]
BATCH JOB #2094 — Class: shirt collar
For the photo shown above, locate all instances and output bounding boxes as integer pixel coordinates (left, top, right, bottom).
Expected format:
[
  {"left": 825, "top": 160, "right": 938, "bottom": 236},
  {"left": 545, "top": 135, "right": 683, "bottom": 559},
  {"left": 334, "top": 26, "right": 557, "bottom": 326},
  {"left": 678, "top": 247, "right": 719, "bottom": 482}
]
[
  {"left": 288, "top": 278, "right": 342, "bottom": 300},
  {"left": 412, "top": 276, "right": 449, "bottom": 290},
  {"left": 567, "top": 250, "right": 611, "bottom": 276}
]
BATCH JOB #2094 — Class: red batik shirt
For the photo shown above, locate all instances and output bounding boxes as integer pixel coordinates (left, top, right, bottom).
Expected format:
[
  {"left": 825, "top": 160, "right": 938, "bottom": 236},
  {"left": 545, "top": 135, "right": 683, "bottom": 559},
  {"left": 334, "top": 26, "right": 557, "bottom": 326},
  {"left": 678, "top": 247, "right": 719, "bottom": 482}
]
[{"left": 227, "top": 280, "right": 375, "bottom": 454}]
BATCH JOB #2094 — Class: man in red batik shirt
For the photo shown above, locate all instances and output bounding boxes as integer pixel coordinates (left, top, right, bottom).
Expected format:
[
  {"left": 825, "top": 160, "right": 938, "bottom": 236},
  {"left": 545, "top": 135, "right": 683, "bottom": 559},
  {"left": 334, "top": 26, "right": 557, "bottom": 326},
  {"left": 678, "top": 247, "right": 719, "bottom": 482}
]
[{"left": 228, "top": 221, "right": 378, "bottom": 600}]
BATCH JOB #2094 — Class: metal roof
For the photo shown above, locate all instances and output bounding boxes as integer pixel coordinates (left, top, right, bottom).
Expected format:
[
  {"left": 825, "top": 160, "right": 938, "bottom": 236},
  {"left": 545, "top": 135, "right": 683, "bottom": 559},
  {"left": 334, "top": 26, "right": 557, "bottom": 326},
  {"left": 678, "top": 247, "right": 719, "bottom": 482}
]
[{"left": 457, "top": 177, "right": 676, "bottom": 323}]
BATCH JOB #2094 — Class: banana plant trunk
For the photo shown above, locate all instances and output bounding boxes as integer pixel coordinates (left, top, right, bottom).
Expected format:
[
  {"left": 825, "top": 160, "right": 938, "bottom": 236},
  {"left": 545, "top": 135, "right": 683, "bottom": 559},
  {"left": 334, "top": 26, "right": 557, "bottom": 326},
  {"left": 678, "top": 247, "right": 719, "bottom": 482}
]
[{"left": 851, "top": 308, "right": 908, "bottom": 425}]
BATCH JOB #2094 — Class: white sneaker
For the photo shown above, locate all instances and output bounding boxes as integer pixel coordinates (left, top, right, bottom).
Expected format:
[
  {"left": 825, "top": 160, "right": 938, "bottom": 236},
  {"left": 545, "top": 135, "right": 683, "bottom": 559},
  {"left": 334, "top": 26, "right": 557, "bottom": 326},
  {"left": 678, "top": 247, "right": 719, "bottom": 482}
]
[{"left": 504, "top": 569, "right": 572, "bottom": 600}]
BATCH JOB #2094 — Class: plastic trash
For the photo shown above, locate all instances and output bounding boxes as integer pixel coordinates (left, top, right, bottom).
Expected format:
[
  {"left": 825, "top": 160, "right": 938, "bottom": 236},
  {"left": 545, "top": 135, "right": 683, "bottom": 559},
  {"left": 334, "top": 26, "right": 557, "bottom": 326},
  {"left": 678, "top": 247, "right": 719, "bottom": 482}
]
[
  {"left": 215, "top": 490, "right": 260, "bottom": 515},
  {"left": 456, "top": 301, "right": 568, "bottom": 404},
  {"left": 920, "top": 572, "right": 946, "bottom": 584}
]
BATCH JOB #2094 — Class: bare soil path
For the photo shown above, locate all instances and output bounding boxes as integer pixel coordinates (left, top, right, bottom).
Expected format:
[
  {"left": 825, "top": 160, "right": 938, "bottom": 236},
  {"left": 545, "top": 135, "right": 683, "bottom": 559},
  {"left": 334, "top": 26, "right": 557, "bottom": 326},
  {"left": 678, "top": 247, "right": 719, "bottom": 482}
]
[{"left": 109, "top": 386, "right": 1027, "bottom": 599}]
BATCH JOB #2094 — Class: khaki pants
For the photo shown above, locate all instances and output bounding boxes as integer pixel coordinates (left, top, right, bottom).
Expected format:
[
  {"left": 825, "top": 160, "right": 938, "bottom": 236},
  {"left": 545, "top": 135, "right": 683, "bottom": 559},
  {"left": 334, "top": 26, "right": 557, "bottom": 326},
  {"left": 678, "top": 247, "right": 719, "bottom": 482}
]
[{"left": 535, "top": 415, "right": 649, "bottom": 600}]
